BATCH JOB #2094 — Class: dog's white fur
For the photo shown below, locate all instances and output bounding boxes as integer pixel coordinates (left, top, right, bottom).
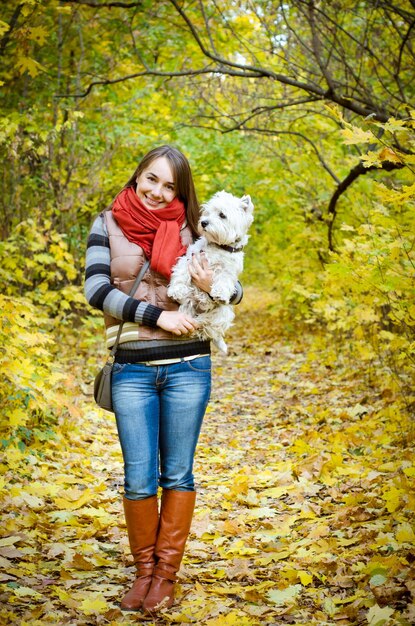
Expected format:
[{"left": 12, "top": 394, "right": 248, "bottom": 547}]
[{"left": 168, "top": 190, "right": 254, "bottom": 353}]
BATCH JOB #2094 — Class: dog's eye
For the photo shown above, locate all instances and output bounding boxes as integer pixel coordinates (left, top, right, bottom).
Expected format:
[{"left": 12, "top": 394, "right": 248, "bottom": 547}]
[{"left": 219, "top": 212, "right": 226, "bottom": 219}]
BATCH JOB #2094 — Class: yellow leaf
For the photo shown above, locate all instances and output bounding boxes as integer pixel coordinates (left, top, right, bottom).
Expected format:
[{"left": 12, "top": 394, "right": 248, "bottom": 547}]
[
  {"left": 28, "top": 26, "right": 48, "bottom": 45},
  {"left": 53, "top": 586, "right": 79, "bottom": 608},
  {"left": 361, "top": 151, "right": 382, "bottom": 168},
  {"left": 79, "top": 595, "right": 109, "bottom": 614},
  {"left": 8, "top": 408, "right": 28, "bottom": 427},
  {"left": 26, "top": 482, "right": 60, "bottom": 498},
  {"left": 395, "top": 522, "right": 415, "bottom": 543},
  {"left": 381, "top": 118, "right": 407, "bottom": 133},
  {"left": 90, "top": 554, "right": 113, "bottom": 567},
  {"left": 70, "top": 553, "right": 94, "bottom": 571},
  {"left": 13, "top": 586, "right": 43, "bottom": 598},
  {"left": 226, "top": 475, "right": 249, "bottom": 498},
  {"left": 378, "top": 147, "right": 402, "bottom": 164},
  {"left": 19, "top": 492, "right": 44, "bottom": 508},
  {"left": 207, "top": 584, "right": 245, "bottom": 596},
  {"left": 263, "top": 486, "right": 291, "bottom": 498},
  {"left": 16, "top": 55, "right": 43, "bottom": 78},
  {"left": 298, "top": 571, "right": 313, "bottom": 586},
  {"left": 205, "top": 613, "right": 254, "bottom": 626},
  {"left": 54, "top": 488, "right": 93, "bottom": 510},
  {"left": 366, "top": 603, "right": 394, "bottom": 625},
  {"left": 341, "top": 127, "right": 374, "bottom": 145},
  {"left": 382, "top": 486, "right": 402, "bottom": 513},
  {"left": 245, "top": 506, "right": 276, "bottom": 520},
  {"left": 225, "top": 539, "right": 258, "bottom": 556},
  {"left": 0, "top": 20, "right": 10, "bottom": 37},
  {"left": 267, "top": 584, "right": 301, "bottom": 605}
]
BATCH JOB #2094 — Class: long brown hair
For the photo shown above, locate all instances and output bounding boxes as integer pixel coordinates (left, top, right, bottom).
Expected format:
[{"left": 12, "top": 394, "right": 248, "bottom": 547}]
[{"left": 123, "top": 145, "right": 200, "bottom": 237}]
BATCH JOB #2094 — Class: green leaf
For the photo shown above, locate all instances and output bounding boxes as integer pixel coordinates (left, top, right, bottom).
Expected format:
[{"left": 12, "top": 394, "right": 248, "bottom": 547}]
[{"left": 370, "top": 574, "right": 387, "bottom": 587}]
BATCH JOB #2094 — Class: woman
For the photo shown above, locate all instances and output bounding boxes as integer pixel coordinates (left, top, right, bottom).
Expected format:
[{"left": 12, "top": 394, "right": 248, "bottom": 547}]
[{"left": 84, "top": 145, "right": 242, "bottom": 613}]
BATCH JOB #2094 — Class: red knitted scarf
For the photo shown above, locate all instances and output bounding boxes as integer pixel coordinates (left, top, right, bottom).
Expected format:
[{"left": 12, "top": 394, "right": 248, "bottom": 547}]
[{"left": 112, "top": 186, "right": 186, "bottom": 279}]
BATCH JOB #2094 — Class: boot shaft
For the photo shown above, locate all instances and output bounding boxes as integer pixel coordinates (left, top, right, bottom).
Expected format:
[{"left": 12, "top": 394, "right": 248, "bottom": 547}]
[
  {"left": 123, "top": 495, "right": 159, "bottom": 572},
  {"left": 154, "top": 489, "right": 196, "bottom": 574}
]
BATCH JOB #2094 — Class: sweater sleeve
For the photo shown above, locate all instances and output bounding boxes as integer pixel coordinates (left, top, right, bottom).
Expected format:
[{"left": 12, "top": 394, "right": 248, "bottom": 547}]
[{"left": 84, "top": 214, "right": 163, "bottom": 327}]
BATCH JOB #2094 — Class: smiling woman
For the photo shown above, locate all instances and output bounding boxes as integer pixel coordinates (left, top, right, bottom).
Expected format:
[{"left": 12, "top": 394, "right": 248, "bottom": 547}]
[
  {"left": 123, "top": 145, "right": 201, "bottom": 235},
  {"left": 136, "top": 157, "right": 176, "bottom": 209},
  {"left": 84, "top": 144, "right": 243, "bottom": 615}
]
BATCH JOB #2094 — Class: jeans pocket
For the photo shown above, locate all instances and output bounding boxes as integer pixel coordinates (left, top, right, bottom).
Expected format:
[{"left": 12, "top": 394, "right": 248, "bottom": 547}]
[
  {"left": 186, "top": 356, "right": 211, "bottom": 372},
  {"left": 113, "top": 362, "right": 127, "bottom": 374}
]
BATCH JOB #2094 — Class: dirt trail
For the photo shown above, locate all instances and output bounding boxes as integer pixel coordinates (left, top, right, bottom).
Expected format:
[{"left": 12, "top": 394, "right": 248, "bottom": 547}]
[{"left": 1, "top": 289, "right": 413, "bottom": 625}]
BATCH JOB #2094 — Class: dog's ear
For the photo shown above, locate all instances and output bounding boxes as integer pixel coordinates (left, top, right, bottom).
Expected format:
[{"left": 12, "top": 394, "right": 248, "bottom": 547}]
[{"left": 240, "top": 194, "right": 254, "bottom": 213}]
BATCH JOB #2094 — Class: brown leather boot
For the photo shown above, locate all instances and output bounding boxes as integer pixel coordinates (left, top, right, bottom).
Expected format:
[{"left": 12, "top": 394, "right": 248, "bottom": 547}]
[
  {"left": 142, "top": 489, "right": 196, "bottom": 612},
  {"left": 120, "top": 495, "right": 159, "bottom": 611}
]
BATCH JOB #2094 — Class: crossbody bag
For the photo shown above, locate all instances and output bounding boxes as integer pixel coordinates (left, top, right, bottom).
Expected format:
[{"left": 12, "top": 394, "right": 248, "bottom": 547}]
[{"left": 93, "top": 258, "right": 150, "bottom": 411}]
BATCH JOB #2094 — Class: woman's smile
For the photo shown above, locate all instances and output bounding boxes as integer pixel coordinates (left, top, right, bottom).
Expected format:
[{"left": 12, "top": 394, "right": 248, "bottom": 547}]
[{"left": 136, "top": 156, "right": 176, "bottom": 210}]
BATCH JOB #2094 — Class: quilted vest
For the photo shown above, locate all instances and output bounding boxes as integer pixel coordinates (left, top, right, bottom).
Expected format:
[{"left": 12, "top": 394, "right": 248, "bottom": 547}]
[{"left": 103, "top": 211, "right": 193, "bottom": 341}]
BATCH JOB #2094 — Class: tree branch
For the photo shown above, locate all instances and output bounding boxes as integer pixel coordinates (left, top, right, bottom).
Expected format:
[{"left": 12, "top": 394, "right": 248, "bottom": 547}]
[
  {"left": 0, "top": 4, "right": 22, "bottom": 57},
  {"left": 396, "top": 18, "right": 415, "bottom": 77},
  {"left": 167, "top": 0, "right": 391, "bottom": 121},
  {"left": 306, "top": 0, "right": 337, "bottom": 95},
  {"left": 199, "top": 0, "right": 219, "bottom": 57},
  {"left": 55, "top": 66, "right": 264, "bottom": 98},
  {"left": 220, "top": 98, "right": 321, "bottom": 133},
  {"left": 61, "top": 0, "right": 143, "bottom": 7},
  {"left": 327, "top": 160, "right": 405, "bottom": 251},
  {"left": 59, "top": 0, "right": 405, "bottom": 123}
]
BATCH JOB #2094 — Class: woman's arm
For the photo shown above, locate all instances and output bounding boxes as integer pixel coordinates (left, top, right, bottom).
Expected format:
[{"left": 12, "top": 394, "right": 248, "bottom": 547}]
[
  {"left": 84, "top": 215, "right": 198, "bottom": 335},
  {"left": 84, "top": 214, "right": 163, "bottom": 327}
]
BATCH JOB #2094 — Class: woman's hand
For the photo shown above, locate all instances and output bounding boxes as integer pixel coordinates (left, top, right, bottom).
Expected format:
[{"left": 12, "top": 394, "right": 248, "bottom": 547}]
[
  {"left": 188, "top": 252, "right": 213, "bottom": 293},
  {"left": 156, "top": 311, "right": 199, "bottom": 336}
]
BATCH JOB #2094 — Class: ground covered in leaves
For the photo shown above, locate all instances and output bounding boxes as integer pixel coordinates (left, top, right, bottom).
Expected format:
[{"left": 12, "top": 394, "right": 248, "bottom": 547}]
[{"left": 1, "top": 288, "right": 414, "bottom": 625}]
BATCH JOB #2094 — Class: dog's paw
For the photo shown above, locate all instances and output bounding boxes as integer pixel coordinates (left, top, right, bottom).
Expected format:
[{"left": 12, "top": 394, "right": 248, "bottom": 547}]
[
  {"left": 168, "top": 285, "right": 191, "bottom": 302},
  {"left": 210, "top": 285, "right": 233, "bottom": 303}
]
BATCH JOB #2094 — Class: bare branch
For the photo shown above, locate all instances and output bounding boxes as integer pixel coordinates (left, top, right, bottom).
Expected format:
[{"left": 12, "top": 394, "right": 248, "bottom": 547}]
[
  {"left": 396, "top": 19, "right": 415, "bottom": 77},
  {"left": 183, "top": 118, "right": 340, "bottom": 184},
  {"left": 199, "top": 0, "right": 219, "bottom": 57},
  {"left": 61, "top": 0, "right": 143, "bottom": 7},
  {"left": 58, "top": 0, "right": 408, "bottom": 124},
  {"left": 167, "top": 0, "right": 391, "bottom": 121},
  {"left": 220, "top": 98, "right": 322, "bottom": 133},
  {"left": 327, "top": 160, "right": 405, "bottom": 251},
  {"left": 245, "top": 127, "right": 341, "bottom": 183},
  {"left": 0, "top": 4, "right": 22, "bottom": 57},
  {"left": 167, "top": 0, "right": 329, "bottom": 95},
  {"left": 306, "top": 0, "right": 337, "bottom": 94},
  {"left": 55, "top": 66, "right": 264, "bottom": 98}
]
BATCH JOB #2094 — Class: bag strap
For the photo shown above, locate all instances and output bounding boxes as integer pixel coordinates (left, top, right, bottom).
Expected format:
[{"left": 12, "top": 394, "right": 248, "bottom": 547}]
[{"left": 108, "top": 258, "right": 151, "bottom": 360}]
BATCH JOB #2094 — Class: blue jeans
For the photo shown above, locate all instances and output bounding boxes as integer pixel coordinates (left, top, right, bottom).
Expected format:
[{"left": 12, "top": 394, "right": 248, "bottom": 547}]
[{"left": 112, "top": 356, "right": 211, "bottom": 500}]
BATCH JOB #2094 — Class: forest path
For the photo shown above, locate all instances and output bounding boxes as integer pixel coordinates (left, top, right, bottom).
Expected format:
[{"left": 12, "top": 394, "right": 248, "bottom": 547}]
[{"left": 1, "top": 288, "right": 413, "bottom": 625}]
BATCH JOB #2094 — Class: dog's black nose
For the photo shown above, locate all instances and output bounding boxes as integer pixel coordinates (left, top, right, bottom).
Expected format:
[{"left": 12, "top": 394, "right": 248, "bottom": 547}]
[{"left": 200, "top": 220, "right": 209, "bottom": 229}]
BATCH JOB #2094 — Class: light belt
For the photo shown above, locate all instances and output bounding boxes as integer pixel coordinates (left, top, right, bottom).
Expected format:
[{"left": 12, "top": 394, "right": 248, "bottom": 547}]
[{"left": 139, "top": 354, "right": 210, "bottom": 366}]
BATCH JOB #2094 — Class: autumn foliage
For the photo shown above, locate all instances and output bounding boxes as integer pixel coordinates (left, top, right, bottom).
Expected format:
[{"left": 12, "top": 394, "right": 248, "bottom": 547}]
[
  {"left": 1, "top": 0, "right": 414, "bottom": 624},
  {"left": 1, "top": 292, "right": 414, "bottom": 624}
]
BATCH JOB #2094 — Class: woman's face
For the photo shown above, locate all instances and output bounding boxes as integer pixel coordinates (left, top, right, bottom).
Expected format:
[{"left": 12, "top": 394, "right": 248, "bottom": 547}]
[{"left": 136, "top": 156, "right": 176, "bottom": 210}]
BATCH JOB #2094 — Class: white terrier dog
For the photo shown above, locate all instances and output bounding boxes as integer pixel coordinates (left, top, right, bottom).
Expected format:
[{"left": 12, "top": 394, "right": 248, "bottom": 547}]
[{"left": 168, "top": 190, "right": 254, "bottom": 353}]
